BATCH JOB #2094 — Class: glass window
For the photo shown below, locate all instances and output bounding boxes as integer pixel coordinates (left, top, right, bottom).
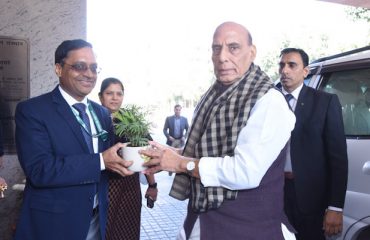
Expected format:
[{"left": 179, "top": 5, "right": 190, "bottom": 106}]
[
  {"left": 319, "top": 68, "right": 370, "bottom": 137},
  {"left": 303, "top": 75, "right": 312, "bottom": 85}
]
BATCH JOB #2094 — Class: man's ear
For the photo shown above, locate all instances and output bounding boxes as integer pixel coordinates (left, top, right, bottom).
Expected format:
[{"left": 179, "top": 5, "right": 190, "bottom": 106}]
[
  {"left": 250, "top": 44, "right": 257, "bottom": 62},
  {"left": 303, "top": 66, "right": 310, "bottom": 78},
  {"left": 55, "top": 63, "right": 62, "bottom": 77}
]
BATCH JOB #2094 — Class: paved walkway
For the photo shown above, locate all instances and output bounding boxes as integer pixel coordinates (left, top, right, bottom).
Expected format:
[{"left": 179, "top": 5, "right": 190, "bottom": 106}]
[{"left": 140, "top": 171, "right": 188, "bottom": 240}]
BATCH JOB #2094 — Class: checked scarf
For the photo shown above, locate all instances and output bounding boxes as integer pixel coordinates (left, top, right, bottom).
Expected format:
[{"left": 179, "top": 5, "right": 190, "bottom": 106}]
[{"left": 169, "top": 63, "right": 274, "bottom": 213}]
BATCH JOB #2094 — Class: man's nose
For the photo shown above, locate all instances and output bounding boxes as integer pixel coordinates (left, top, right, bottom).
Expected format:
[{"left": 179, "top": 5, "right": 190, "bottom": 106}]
[
  {"left": 219, "top": 47, "right": 229, "bottom": 62},
  {"left": 280, "top": 65, "right": 289, "bottom": 74}
]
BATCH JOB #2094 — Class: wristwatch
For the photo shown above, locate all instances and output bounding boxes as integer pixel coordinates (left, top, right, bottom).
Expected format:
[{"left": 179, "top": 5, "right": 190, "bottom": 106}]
[
  {"left": 148, "top": 182, "right": 157, "bottom": 188},
  {"left": 186, "top": 159, "right": 196, "bottom": 175}
]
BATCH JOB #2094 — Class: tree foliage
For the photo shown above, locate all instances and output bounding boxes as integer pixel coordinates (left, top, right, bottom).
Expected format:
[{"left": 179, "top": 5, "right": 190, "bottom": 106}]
[{"left": 345, "top": 7, "right": 370, "bottom": 22}]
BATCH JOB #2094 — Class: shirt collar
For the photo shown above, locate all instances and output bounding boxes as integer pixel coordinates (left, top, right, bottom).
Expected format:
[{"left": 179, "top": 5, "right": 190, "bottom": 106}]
[
  {"left": 58, "top": 85, "right": 88, "bottom": 107},
  {"left": 282, "top": 83, "right": 304, "bottom": 100}
]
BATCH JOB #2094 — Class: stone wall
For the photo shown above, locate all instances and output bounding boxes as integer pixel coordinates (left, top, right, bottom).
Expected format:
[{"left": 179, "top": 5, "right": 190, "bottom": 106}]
[{"left": 0, "top": 1, "right": 86, "bottom": 239}]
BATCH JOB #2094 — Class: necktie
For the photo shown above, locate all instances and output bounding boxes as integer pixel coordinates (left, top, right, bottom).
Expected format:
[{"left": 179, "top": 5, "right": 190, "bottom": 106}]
[
  {"left": 285, "top": 94, "right": 294, "bottom": 110},
  {"left": 284, "top": 94, "right": 294, "bottom": 173},
  {"left": 285, "top": 93, "right": 294, "bottom": 102},
  {"left": 73, "top": 103, "right": 94, "bottom": 153}
]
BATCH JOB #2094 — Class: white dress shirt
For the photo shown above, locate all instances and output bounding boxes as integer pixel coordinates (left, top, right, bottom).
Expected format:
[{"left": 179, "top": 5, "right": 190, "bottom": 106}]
[
  {"left": 198, "top": 88, "right": 296, "bottom": 190},
  {"left": 58, "top": 86, "right": 105, "bottom": 170},
  {"left": 179, "top": 88, "right": 297, "bottom": 240},
  {"left": 281, "top": 83, "right": 303, "bottom": 172},
  {"left": 58, "top": 86, "right": 103, "bottom": 211}
]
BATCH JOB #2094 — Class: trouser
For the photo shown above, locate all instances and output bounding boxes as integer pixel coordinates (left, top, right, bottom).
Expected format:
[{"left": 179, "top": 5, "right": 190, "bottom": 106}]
[
  {"left": 86, "top": 207, "right": 101, "bottom": 240},
  {"left": 284, "top": 179, "right": 326, "bottom": 240},
  {"left": 171, "top": 139, "right": 184, "bottom": 148}
]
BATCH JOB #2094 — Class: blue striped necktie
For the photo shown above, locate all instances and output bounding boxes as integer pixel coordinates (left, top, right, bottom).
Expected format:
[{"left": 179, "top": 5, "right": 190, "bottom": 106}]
[{"left": 285, "top": 93, "right": 294, "bottom": 102}]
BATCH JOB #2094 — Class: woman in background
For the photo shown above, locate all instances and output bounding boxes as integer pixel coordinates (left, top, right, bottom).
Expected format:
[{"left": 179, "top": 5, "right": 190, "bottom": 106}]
[{"left": 99, "top": 77, "right": 158, "bottom": 240}]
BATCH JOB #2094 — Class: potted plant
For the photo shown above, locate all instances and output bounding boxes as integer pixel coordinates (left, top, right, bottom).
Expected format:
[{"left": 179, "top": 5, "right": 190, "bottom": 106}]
[{"left": 113, "top": 104, "right": 151, "bottom": 171}]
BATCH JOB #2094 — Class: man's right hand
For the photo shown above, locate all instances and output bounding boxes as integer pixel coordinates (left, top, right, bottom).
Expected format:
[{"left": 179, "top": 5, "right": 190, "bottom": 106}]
[{"left": 103, "top": 142, "right": 134, "bottom": 177}]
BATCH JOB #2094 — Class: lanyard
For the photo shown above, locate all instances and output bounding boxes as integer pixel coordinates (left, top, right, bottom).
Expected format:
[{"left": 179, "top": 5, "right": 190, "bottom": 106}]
[{"left": 71, "top": 101, "right": 108, "bottom": 142}]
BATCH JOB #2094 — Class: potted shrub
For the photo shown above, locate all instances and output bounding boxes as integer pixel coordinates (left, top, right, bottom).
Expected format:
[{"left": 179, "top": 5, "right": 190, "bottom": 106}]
[{"left": 113, "top": 104, "right": 151, "bottom": 171}]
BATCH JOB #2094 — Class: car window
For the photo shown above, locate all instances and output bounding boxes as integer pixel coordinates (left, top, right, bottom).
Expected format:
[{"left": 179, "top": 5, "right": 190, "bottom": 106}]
[
  {"left": 303, "top": 77, "right": 310, "bottom": 86},
  {"left": 319, "top": 68, "right": 370, "bottom": 137}
]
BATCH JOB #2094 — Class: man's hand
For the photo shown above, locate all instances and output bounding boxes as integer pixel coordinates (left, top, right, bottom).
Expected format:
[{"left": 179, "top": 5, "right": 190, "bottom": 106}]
[
  {"left": 102, "top": 142, "right": 134, "bottom": 177},
  {"left": 169, "top": 136, "right": 175, "bottom": 142},
  {"left": 323, "top": 209, "right": 343, "bottom": 237},
  {"left": 140, "top": 141, "right": 184, "bottom": 174},
  {"left": 165, "top": 145, "right": 183, "bottom": 155}
]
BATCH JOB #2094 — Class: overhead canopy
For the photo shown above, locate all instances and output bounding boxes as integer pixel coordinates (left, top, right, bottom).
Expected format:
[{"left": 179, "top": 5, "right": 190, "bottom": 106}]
[{"left": 318, "top": 0, "right": 370, "bottom": 8}]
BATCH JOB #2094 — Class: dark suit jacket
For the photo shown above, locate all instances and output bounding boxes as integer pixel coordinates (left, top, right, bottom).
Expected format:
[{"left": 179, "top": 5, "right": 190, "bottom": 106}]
[
  {"left": 163, "top": 115, "right": 189, "bottom": 145},
  {"left": 14, "top": 86, "right": 113, "bottom": 240},
  {"left": 289, "top": 85, "right": 348, "bottom": 214}
]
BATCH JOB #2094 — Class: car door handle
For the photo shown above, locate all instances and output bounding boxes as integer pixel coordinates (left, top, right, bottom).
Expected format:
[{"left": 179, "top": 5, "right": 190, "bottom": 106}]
[{"left": 362, "top": 161, "right": 370, "bottom": 175}]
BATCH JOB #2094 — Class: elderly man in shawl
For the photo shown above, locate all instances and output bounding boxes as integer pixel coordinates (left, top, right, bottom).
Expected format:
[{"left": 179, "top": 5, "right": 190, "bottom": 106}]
[{"left": 141, "top": 22, "right": 296, "bottom": 240}]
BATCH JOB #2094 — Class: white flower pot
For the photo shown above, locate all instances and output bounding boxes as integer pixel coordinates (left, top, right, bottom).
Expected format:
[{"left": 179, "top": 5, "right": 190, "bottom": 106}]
[{"left": 121, "top": 145, "right": 148, "bottom": 172}]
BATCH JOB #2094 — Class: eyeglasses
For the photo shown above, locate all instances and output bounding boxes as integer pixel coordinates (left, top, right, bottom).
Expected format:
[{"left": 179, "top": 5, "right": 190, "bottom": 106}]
[{"left": 63, "top": 62, "right": 101, "bottom": 74}]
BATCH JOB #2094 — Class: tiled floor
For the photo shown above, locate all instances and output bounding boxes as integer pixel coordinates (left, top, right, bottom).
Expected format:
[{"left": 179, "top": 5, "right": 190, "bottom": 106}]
[{"left": 140, "top": 171, "right": 188, "bottom": 239}]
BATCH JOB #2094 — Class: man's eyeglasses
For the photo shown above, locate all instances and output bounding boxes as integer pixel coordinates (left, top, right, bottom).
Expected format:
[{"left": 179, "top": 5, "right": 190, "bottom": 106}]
[{"left": 63, "top": 62, "right": 101, "bottom": 74}]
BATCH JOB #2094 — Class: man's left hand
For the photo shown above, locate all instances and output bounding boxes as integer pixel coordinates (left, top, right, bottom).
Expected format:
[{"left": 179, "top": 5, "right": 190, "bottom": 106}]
[
  {"left": 103, "top": 142, "right": 134, "bottom": 177},
  {"left": 323, "top": 209, "right": 343, "bottom": 237}
]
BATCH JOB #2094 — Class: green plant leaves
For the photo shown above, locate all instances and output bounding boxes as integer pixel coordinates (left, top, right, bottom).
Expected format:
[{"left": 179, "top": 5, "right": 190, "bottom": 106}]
[{"left": 113, "top": 105, "right": 151, "bottom": 147}]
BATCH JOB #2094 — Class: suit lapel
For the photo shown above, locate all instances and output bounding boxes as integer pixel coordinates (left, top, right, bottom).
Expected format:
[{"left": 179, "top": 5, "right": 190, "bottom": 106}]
[
  {"left": 294, "top": 85, "right": 311, "bottom": 129},
  {"left": 51, "top": 87, "right": 90, "bottom": 152}
]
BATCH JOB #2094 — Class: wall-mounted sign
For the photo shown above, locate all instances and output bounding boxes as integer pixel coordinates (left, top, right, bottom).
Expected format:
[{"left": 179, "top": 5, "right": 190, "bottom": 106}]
[{"left": 0, "top": 37, "right": 30, "bottom": 154}]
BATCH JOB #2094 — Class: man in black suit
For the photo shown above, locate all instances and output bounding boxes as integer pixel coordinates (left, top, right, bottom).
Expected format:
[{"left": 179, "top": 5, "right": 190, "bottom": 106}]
[
  {"left": 163, "top": 104, "right": 189, "bottom": 148},
  {"left": 279, "top": 48, "right": 348, "bottom": 240}
]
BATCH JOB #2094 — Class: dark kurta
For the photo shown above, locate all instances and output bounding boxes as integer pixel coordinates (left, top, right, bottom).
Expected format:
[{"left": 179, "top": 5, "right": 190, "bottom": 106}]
[
  {"left": 105, "top": 172, "right": 141, "bottom": 240},
  {"left": 105, "top": 134, "right": 142, "bottom": 240}
]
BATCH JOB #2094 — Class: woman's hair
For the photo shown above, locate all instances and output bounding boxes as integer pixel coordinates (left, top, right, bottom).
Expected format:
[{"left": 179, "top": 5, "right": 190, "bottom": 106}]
[{"left": 99, "top": 77, "right": 124, "bottom": 96}]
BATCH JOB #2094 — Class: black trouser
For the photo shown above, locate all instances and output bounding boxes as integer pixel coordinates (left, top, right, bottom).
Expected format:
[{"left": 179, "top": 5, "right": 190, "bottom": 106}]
[{"left": 284, "top": 178, "right": 326, "bottom": 240}]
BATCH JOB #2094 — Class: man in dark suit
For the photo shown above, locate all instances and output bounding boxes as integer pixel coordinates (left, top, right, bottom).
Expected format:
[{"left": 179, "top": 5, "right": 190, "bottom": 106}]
[
  {"left": 163, "top": 104, "right": 189, "bottom": 148},
  {"left": 278, "top": 48, "right": 348, "bottom": 240},
  {"left": 14, "top": 39, "right": 133, "bottom": 240}
]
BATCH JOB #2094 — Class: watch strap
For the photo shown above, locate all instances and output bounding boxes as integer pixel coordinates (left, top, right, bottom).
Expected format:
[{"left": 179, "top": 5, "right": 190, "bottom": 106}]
[{"left": 148, "top": 182, "right": 157, "bottom": 188}]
